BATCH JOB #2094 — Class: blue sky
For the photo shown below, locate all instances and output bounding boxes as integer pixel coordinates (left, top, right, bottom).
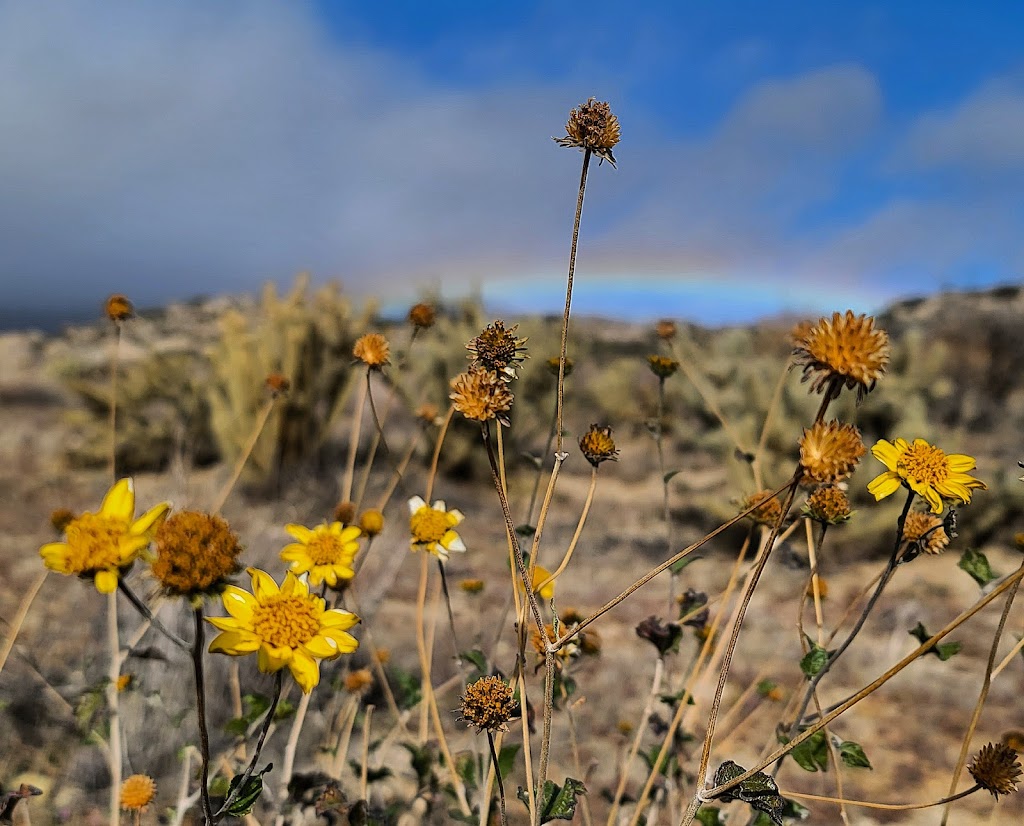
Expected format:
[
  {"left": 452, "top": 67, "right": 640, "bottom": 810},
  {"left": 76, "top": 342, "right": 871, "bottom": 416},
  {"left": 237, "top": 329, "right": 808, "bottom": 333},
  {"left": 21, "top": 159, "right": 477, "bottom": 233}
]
[{"left": 1, "top": 0, "right": 1023, "bottom": 327}]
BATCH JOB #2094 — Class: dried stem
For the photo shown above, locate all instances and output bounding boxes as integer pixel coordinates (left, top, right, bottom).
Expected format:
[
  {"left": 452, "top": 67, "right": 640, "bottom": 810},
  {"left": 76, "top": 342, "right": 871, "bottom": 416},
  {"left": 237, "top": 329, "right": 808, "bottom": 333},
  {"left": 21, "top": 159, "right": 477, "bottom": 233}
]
[
  {"left": 106, "top": 591, "right": 123, "bottom": 826},
  {"left": 360, "top": 705, "right": 375, "bottom": 803},
  {"left": 109, "top": 322, "right": 121, "bottom": 480},
  {"left": 341, "top": 372, "right": 369, "bottom": 504},
  {"left": 116, "top": 579, "right": 189, "bottom": 652},
  {"left": 0, "top": 570, "right": 47, "bottom": 677},
  {"left": 190, "top": 607, "right": 215, "bottom": 825},
  {"left": 220, "top": 671, "right": 282, "bottom": 820},
  {"left": 211, "top": 396, "right": 276, "bottom": 514},
  {"left": 535, "top": 466, "right": 597, "bottom": 593},
  {"left": 782, "top": 785, "right": 980, "bottom": 811},
  {"left": 487, "top": 730, "right": 508, "bottom": 826}
]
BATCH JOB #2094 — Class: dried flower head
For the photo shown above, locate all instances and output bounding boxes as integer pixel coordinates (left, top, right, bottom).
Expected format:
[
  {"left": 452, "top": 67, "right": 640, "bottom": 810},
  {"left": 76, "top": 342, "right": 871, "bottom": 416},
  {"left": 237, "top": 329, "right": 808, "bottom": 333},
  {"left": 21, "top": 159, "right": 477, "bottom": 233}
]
[
  {"left": 333, "top": 501, "right": 357, "bottom": 525},
  {"left": 742, "top": 489, "right": 784, "bottom": 527},
  {"left": 656, "top": 320, "right": 677, "bottom": 340},
  {"left": 969, "top": 742, "right": 1022, "bottom": 799},
  {"left": 343, "top": 668, "right": 374, "bottom": 694},
  {"left": 530, "top": 623, "right": 578, "bottom": 669},
  {"left": 803, "top": 486, "right": 853, "bottom": 525},
  {"left": 678, "top": 589, "right": 710, "bottom": 629},
  {"left": 416, "top": 403, "right": 442, "bottom": 426},
  {"left": 799, "top": 421, "right": 866, "bottom": 485},
  {"left": 546, "top": 356, "right": 574, "bottom": 378},
  {"left": 373, "top": 647, "right": 390, "bottom": 665},
  {"left": 265, "top": 373, "right": 291, "bottom": 397},
  {"left": 460, "top": 676, "right": 517, "bottom": 733},
  {"left": 868, "top": 438, "right": 986, "bottom": 514},
  {"left": 459, "top": 578, "right": 485, "bottom": 594},
  {"left": 793, "top": 311, "right": 890, "bottom": 401},
  {"left": 50, "top": 507, "right": 76, "bottom": 534},
  {"left": 105, "top": 294, "right": 134, "bottom": 322},
  {"left": 647, "top": 355, "right": 679, "bottom": 379},
  {"left": 579, "top": 424, "right": 618, "bottom": 466},
  {"left": 901, "top": 510, "right": 950, "bottom": 555},
  {"left": 120, "top": 774, "right": 156, "bottom": 811},
  {"left": 555, "top": 97, "right": 621, "bottom": 167},
  {"left": 636, "top": 616, "right": 683, "bottom": 657},
  {"left": 152, "top": 511, "right": 244, "bottom": 598},
  {"left": 353, "top": 333, "right": 390, "bottom": 368},
  {"left": 450, "top": 366, "right": 514, "bottom": 423},
  {"left": 358, "top": 508, "right": 384, "bottom": 537},
  {"left": 466, "top": 321, "right": 528, "bottom": 380},
  {"left": 408, "top": 302, "right": 436, "bottom": 329}
]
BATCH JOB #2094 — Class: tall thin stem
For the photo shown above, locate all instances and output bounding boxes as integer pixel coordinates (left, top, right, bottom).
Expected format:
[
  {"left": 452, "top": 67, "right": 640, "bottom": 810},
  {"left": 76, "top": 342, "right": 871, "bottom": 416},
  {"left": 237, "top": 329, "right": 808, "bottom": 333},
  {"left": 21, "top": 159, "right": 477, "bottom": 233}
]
[
  {"left": 341, "top": 373, "right": 369, "bottom": 504},
  {"left": 211, "top": 396, "right": 276, "bottom": 514},
  {"left": 106, "top": 591, "right": 122, "bottom": 826},
  {"left": 191, "top": 607, "right": 214, "bottom": 825},
  {"left": 217, "top": 671, "right": 282, "bottom": 819},
  {"left": 109, "top": 323, "right": 121, "bottom": 480},
  {"left": 487, "top": 731, "right": 508, "bottom": 826}
]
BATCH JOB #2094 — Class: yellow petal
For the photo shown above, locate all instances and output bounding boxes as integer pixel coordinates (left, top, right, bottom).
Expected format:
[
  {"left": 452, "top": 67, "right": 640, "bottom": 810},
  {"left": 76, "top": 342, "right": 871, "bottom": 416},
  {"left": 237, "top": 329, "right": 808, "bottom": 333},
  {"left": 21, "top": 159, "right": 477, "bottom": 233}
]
[
  {"left": 285, "top": 524, "right": 313, "bottom": 543},
  {"left": 870, "top": 440, "right": 900, "bottom": 471},
  {"left": 408, "top": 495, "right": 426, "bottom": 514},
  {"left": 39, "top": 542, "right": 70, "bottom": 569},
  {"left": 301, "top": 634, "right": 342, "bottom": 659},
  {"left": 288, "top": 650, "right": 321, "bottom": 693},
  {"left": 221, "top": 585, "right": 257, "bottom": 622},
  {"left": 206, "top": 615, "right": 245, "bottom": 632},
  {"left": 248, "top": 568, "right": 280, "bottom": 601},
  {"left": 319, "top": 629, "right": 359, "bottom": 654},
  {"left": 94, "top": 569, "right": 119, "bottom": 593},
  {"left": 100, "top": 479, "right": 135, "bottom": 521},
  {"left": 946, "top": 454, "right": 977, "bottom": 472},
  {"left": 208, "top": 630, "right": 261, "bottom": 655},
  {"left": 130, "top": 501, "right": 171, "bottom": 537},
  {"left": 280, "top": 544, "right": 308, "bottom": 560},
  {"left": 339, "top": 525, "right": 362, "bottom": 543},
  {"left": 321, "top": 609, "right": 360, "bottom": 631},
  {"left": 440, "top": 530, "right": 465, "bottom": 552},
  {"left": 119, "top": 535, "right": 151, "bottom": 563},
  {"left": 448, "top": 509, "right": 465, "bottom": 526},
  {"left": 867, "top": 472, "right": 901, "bottom": 501},
  {"left": 281, "top": 571, "right": 308, "bottom": 597},
  {"left": 258, "top": 644, "right": 292, "bottom": 673}
]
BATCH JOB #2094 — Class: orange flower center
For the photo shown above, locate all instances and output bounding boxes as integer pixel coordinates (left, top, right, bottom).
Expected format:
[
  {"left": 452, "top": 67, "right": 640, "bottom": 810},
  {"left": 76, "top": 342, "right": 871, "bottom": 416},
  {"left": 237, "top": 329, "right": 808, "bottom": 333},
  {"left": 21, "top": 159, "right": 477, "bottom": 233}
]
[
  {"left": 251, "top": 594, "right": 321, "bottom": 648},
  {"left": 305, "top": 533, "right": 350, "bottom": 565},
  {"left": 64, "top": 513, "right": 129, "bottom": 573},
  {"left": 896, "top": 443, "right": 949, "bottom": 486},
  {"left": 411, "top": 508, "right": 449, "bottom": 543}
]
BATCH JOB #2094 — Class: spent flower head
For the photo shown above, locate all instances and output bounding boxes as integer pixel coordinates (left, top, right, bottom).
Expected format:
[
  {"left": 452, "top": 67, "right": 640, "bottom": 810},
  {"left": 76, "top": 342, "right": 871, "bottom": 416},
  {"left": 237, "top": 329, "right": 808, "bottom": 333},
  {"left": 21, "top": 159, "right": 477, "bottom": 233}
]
[
  {"left": 867, "top": 438, "right": 986, "bottom": 514},
  {"left": 901, "top": 510, "right": 950, "bottom": 555},
  {"left": 152, "top": 511, "right": 243, "bottom": 598},
  {"left": 546, "top": 356, "right": 574, "bottom": 378},
  {"left": 353, "top": 333, "right": 390, "bottom": 368},
  {"left": 742, "top": 489, "right": 784, "bottom": 527},
  {"left": 281, "top": 522, "right": 362, "bottom": 588},
  {"left": 793, "top": 311, "right": 889, "bottom": 401},
  {"left": 799, "top": 420, "right": 866, "bottom": 485},
  {"left": 105, "top": 294, "right": 134, "bottom": 322},
  {"left": 555, "top": 97, "right": 621, "bottom": 167},
  {"left": 40, "top": 479, "right": 170, "bottom": 594},
  {"left": 466, "top": 320, "right": 528, "bottom": 380},
  {"left": 969, "top": 742, "right": 1022, "bottom": 799},
  {"left": 802, "top": 486, "right": 853, "bottom": 525},
  {"left": 407, "top": 496, "right": 466, "bottom": 561},
  {"left": 579, "top": 424, "right": 618, "bottom": 466},
  {"left": 460, "top": 676, "right": 517, "bottom": 733},
  {"left": 647, "top": 355, "right": 679, "bottom": 379},
  {"left": 450, "top": 366, "right": 514, "bottom": 424},
  {"left": 265, "top": 373, "right": 291, "bottom": 397},
  {"left": 408, "top": 302, "right": 436, "bottom": 329},
  {"left": 656, "top": 320, "right": 677, "bottom": 340}
]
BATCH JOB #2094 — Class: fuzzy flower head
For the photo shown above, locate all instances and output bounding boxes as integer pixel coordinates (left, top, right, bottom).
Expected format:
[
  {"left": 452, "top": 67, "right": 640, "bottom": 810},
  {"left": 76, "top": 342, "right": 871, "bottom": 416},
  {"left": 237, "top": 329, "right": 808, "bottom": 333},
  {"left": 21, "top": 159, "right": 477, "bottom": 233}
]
[
  {"left": 466, "top": 321, "right": 528, "bottom": 380},
  {"left": 901, "top": 510, "right": 950, "bottom": 555},
  {"left": 207, "top": 568, "right": 360, "bottom": 693},
  {"left": 579, "top": 424, "right": 619, "bottom": 467},
  {"left": 647, "top": 355, "right": 679, "bottom": 379},
  {"left": 793, "top": 311, "right": 890, "bottom": 401},
  {"left": 265, "top": 373, "right": 291, "bottom": 397},
  {"left": 969, "top": 742, "right": 1022, "bottom": 799},
  {"left": 555, "top": 97, "right": 621, "bottom": 167},
  {"left": 656, "top": 320, "right": 677, "bottom": 340},
  {"left": 867, "top": 438, "right": 987, "bottom": 514},
  {"left": 353, "top": 333, "right": 390, "bottom": 369},
  {"left": 120, "top": 774, "right": 155, "bottom": 811},
  {"left": 408, "top": 302, "right": 436, "bottom": 329},
  {"left": 460, "top": 676, "right": 517, "bottom": 733},
  {"left": 358, "top": 508, "right": 384, "bottom": 537},
  {"left": 799, "top": 420, "right": 866, "bottom": 485},
  {"left": 742, "top": 489, "right": 783, "bottom": 527},
  {"left": 152, "top": 511, "right": 243, "bottom": 599},
  {"left": 407, "top": 496, "right": 466, "bottom": 561},
  {"left": 40, "top": 479, "right": 170, "bottom": 594},
  {"left": 105, "top": 294, "right": 134, "bottom": 322},
  {"left": 281, "top": 522, "right": 362, "bottom": 588},
  {"left": 450, "top": 366, "right": 514, "bottom": 424},
  {"left": 802, "top": 486, "right": 853, "bottom": 525}
]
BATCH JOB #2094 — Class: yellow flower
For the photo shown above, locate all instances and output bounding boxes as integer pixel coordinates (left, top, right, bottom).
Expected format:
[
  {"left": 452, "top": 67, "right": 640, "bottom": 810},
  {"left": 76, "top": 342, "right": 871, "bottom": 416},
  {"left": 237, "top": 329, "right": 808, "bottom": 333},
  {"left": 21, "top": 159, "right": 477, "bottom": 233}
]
[
  {"left": 281, "top": 522, "right": 362, "bottom": 588},
  {"left": 40, "top": 479, "right": 170, "bottom": 594},
  {"left": 518, "top": 566, "right": 555, "bottom": 601},
  {"left": 207, "top": 568, "right": 359, "bottom": 693},
  {"left": 353, "top": 333, "right": 391, "bottom": 368},
  {"left": 119, "top": 774, "right": 155, "bottom": 811},
  {"left": 407, "top": 496, "right": 466, "bottom": 561},
  {"left": 867, "top": 438, "right": 987, "bottom": 514}
]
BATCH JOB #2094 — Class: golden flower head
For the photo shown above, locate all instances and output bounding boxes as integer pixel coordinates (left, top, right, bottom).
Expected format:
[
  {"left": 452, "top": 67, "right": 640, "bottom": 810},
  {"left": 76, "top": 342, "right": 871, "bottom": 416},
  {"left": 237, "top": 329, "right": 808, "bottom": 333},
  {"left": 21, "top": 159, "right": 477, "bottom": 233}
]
[
  {"left": 518, "top": 566, "right": 555, "bottom": 602},
  {"left": 416, "top": 403, "right": 443, "bottom": 426},
  {"left": 647, "top": 355, "right": 679, "bottom": 379},
  {"left": 969, "top": 742, "right": 1022, "bottom": 799},
  {"left": 281, "top": 522, "right": 362, "bottom": 589},
  {"left": 208, "top": 568, "right": 360, "bottom": 693},
  {"left": 50, "top": 507, "right": 76, "bottom": 534},
  {"left": 579, "top": 424, "right": 618, "bottom": 467},
  {"left": 40, "top": 479, "right": 170, "bottom": 594},
  {"left": 742, "top": 489, "right": 783, "bottom": 527},
  {"left": 546, "top": 356, "right": 574, "bottom": 378},
  {"left": 459, "top": 578, "right": 485, "bottom": 594},
  {"left": 460, "top": 676, "right": 517, "bottom": 733},
  {"left": 656, "top": 320, "right": 677, "bottom": 340},
  {"left": 802, "top": 486, "right": 853, "bottom": 525},
  {"left": 343, "top": 668, "right": 374, "bottom": 694},
  {"left": 358, "top": 508, "right": 384, "bottom": 537},
  {"left": 530, "top": 623, "right": 578, "bottom": 669},
  {"left": 799, "top": 420, "right": 866, "bottom": 485},
  {"left": 265, "top": 373, "right": 291, "bottom": 397},
  {"left": 793, "top": 311, "right": 890, "bottom": 401},
  {"left": 555, "top": 97, "right": 621, "bottom": 167},
  {"left": 867, "top": 438, "right": 987, "bottom": 514},
  {"left": 466, "top": 321, "right": 528, "bottom": 380},
  {"left": 407, "top": 496, "right": 466, "bottom": 561},
  {"left": 333, "top": 500, "right": 357, "bottom": 525},
  {"left": 120, "top": 774, "right": 156, "bottom": 811},
  {"left": 408, "top": 302, "right": 436, "bottom": 329},
  {"left": 353, "top": 333, "right": 391, "bottom": 368},
  {"left": 152, "top": 511, "right": 243, "bottom": 598},
  {"left": 105, "top": 294, "right": 134, "bottom": 322},
  {"left": 901, "top": 510, "right": 950, "bottom": 555},
  {"left": 450, "top": 366, "right": 514, "bottom": 424}
]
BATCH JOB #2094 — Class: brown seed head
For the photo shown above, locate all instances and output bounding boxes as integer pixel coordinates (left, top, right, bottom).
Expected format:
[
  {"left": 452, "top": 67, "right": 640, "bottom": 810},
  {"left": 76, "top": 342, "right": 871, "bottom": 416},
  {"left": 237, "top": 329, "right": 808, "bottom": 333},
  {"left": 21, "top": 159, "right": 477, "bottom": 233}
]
[
  {"left": 743, "top": 489, "right": 784, "bottom": 527},
  {"left": 353, "top": 333, "right": 391, "bottom": 368},
  {"left": 656, "top": 320, "right": 677, "bottom": 340},
  {"left": 466, "top": 321, "right": 528, "bottom": 380},
  {"left": 105, "top": 294, "right": 134, "bottom": 322},
  {"left": 647, "top": 355, "right": 679, "bottom": 379},
  {"left": 793, "top": 311, "right": 890, "bottom": 401},
  {"left": 450, "top": 366, "right": 514, "bottom": 423},
  {"left": 460, "top": 676, "right": 517, "bottom": 733},
  {"left": 120, "top": 774, "right": 156, "bottom": 811},
  {"left": 358, "top": 508, "right": 384, "bottom": 537},
  {"left": 265, "top": 373, "right": 291, "bottom": 397},
  {"left": 803, "top": 486, "right": 853, "bottom": 525},
  {"left": 50, "top": 507, "right": 76, "bottom": 534},
  {"left": 408, "top": 302, "right": 436, "bottom": 329},
  {"left": 416, "top": 403, "right": 442, "bottom": 426},
  {"left": 969, "top": 742, "right": 1022, "bottom": 799},
  {"left": 546, "top": 356, "right": 574, "bottom": 378},
  {"left": 333, "top": 501, "right": 357, "bottom": 526},
  {"left": 902, "top": 510, "right": 950, "bottom": 555},
  {"left": 799, "top": 420, "right": 866, "bottom": 485},
  {"left": 579, "top": 424, "right": 618, "bottom": 466},
  {"left": 343, "top": 668, "right": 374, "bottom": 694},
  {"left": 373, "top": 647, "right": 391, "bottom": 665},
  {"left": 555, "top": 98, "right": 621, "bottom": 167},
  {"left": 152, "top": 511, "right": 243, "bottom": 598}
]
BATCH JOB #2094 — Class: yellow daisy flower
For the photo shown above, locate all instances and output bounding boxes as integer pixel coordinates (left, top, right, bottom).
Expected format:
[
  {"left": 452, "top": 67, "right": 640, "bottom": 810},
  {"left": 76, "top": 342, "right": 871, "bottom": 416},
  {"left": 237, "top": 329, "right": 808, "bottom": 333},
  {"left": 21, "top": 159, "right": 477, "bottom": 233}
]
[
  {"left": 407, "top": 496, "right": 466, "bottom": 561},
  {"left": 39, "top": 478, "right": 170, "bottom": 594},
  {"left": 867, "top": 438, "right": 987, "bottom": 514},
  {"left": 207, "top": 568, "right": 359, "bottom": 693},
  {"left": 281, "top": 522, "right": 361, "bottom": 588},
  {"left": 518, "top": 566, "right": 556, "bottom": 601}
]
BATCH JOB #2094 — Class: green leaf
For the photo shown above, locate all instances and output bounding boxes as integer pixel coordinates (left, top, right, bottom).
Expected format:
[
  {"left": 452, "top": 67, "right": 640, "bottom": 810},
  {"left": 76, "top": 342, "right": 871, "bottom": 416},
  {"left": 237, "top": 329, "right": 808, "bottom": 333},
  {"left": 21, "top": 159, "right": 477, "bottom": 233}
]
[
  {"left": 222, "top": 763, "right": 273, "bottom": 818},
  {"left": 838, "top": 741, "right": 872, "bottom": 770},
  {"left": 659, "top": 688, "right": 696, "bottom": 707},
  {"left": 695, "top": 807, "right": 725, "bottom": 826},
  {"left": 670, "top": 554, "right": 701, "bottom": 574},
  {"left": 908, "top": 622, "right": 962, "bottom": 661},
  {"left": 710, "top": 761, "right": 787, "bottom": 826},
  {"left": 459, "top": 649, "right": 488, "bottom": 677},
  {"left": 756, "top": 679, "right": 778, "bottom": 697},
  {"left": 224, "top": 717, "right": 249, "bottom": 736},
  {"left": 518, "top": 778, "right": 587, "bottom": 823},
  {"left": 497, "top": 744, "right": 520, "bottom": 780},
  {"left": 455, "top": 753, "right": 476, "bottom": 788},
  {"left": 959, "top": 548, "right": 998, "bottom": 587},
  {"left": 781, "top": 729, "right": 829, "bottom": 773},
  {"left": 799, "top": 639, "right": 833, "bottom": 680},
  {"left": 390, "top": 666, "right": 423, "bottom": 710}
]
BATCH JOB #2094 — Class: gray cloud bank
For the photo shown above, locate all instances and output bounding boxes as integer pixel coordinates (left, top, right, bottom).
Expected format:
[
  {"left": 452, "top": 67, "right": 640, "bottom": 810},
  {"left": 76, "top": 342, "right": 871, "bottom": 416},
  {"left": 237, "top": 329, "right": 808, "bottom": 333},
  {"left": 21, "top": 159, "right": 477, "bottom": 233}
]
[{"left": 0, "top": 1, "right": 1021, "bottom": 329}]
